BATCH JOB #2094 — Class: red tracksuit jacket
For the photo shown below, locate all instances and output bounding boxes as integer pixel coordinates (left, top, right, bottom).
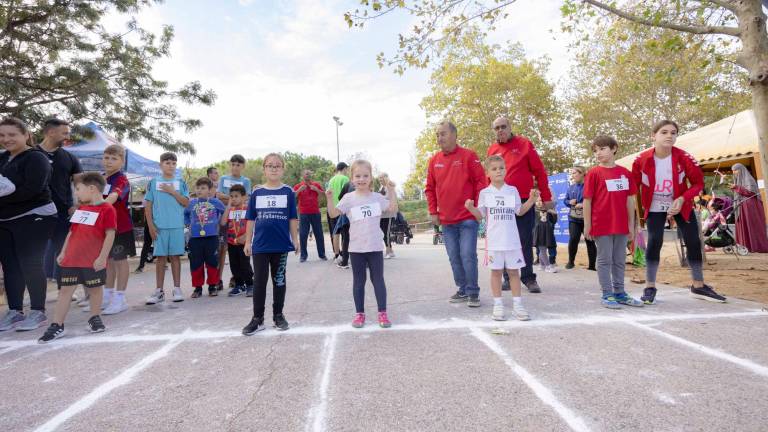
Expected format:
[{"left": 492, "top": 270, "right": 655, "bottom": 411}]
[
  {"left": 487, "top": 135, "right": 552, "bottom": 201},
  {"left": 631, "top": 146, "right": 704, "bottom": 222},
  {"left": 425, "top": 146, "right": 487, "bottom": 225}
]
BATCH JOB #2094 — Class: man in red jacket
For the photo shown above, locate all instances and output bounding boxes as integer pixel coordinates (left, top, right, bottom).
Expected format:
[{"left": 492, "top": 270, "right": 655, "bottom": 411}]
[
  {"left": 425, "top": 121, "right": 487, "bottom": 307},
  {"left": 487, "top": 117, "right": 552, "bottom": 293}
]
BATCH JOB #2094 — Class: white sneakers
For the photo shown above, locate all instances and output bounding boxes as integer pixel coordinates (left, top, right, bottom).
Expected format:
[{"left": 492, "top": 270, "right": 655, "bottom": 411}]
[
  {"left": 102, "top": 296, "right": 128, "bottom": 315},
  {"left": 512, "top": 304, "right": 530, "bottom": 321},
  {"left": 545, "top": 264, "right": 558, "bottom": 273},
  {"left": 172, "top": 288, "right": 184, "bottom": 302},
  {"left": 492, "top": 304, "right": 506, "bottom": 321}
]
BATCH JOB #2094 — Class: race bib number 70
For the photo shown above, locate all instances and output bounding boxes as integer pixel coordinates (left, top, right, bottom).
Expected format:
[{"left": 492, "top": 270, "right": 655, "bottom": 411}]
[
  {"left": 349, "top": 203, "right": 382, "bottom": 222},
  {"left": 605, "top": 177, "right": 629, "bottom": 192},
  {"left": 70, "top": 210, "right": 99, "bottom": 226},
  {"left": 255, "top": 195, "right": 287, "bottom": 209}
]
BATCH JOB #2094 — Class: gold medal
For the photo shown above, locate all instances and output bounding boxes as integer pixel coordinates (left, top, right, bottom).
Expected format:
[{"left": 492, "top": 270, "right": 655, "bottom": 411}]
[{"left": 199, "top": 229, "right": 206, "bottom": 236}]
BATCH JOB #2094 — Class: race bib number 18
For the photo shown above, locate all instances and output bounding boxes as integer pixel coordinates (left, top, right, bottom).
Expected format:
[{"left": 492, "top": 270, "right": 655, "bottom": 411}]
[
  {"left": 484, "top": 194, "right": 516, "bottom": 209},
  {"left": 605, "top": 177, "right": 629, "bottom": 192},
  {"left": 70, "top": 210, "right": 99, "bottom": 226},
  {"left": 255, "top": 195, "right": 288, "bottom": 209},
  {"left": 349, "top": 203, "right": 382, "bottom": 222}
]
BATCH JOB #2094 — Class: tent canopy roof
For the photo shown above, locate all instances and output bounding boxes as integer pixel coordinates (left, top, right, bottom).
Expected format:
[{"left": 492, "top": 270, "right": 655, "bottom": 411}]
[{"left": 616, "top": 110, "right": 758, "bottom": 169}]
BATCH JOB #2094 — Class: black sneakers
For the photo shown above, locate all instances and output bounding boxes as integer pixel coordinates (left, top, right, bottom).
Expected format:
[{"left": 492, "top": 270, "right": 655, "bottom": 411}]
[
  {"left": 565, "top": 262, "right": 575, "bottom": 270},
  {"left": 467, "top": 295, "right": 481, "bottom": 308},
  {"left": 88, "top": 315, "right": 106, "bottom": 333},
  {"left": 449, "top": 292, "right": 468, "bottom": 303},
  {"left": 641, "top": 287, "right": 657, "bottom": 305},
  {"left": 38, "top": 323, "right": 65, "bottom": 344},
  {"left": 273, "top": 314, "right": 289, "bottom": 331},
  {"left": 525, "top": 280, "right": 542, "bottom": 294},
  {"left": 690, "top": 285, "right": 727, "bottom": 303},
  {"left": 242, "top": 316, "right": 265, "bottom": 336}
]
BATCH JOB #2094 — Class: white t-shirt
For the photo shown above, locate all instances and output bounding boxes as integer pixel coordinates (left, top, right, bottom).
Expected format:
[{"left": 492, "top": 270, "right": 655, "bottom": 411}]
[
  {"left": 336, "top": 191, "right": 391, "bottom": 253},
  {"left": 650, "top": 155, "right": 674, "bottom": 213},
  {"left": 477, "top": 184, "right": 522, "bottom": 251}
]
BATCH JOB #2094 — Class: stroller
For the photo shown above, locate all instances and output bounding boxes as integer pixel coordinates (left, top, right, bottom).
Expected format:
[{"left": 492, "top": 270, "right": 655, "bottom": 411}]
[
  {"left": 703, "top": 196, "right": 749, "bottom": 256},
  {"left": 389, "top": 212, "right": 414, "bottom": 245}
]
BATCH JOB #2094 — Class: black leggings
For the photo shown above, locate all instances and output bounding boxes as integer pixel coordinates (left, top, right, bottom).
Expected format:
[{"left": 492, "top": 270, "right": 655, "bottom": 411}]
[
  {"left": 380, "top": 218, "right": 393, "bottom": 248},
  {"left": 645, "top": 210, "right": 703, "bottom": 283},
  {"left": 350, "top": 251, "right": 387, "bottom": 313},
  {"left": 339, "top": 225, "right": 350, "bottom": 266},
  {"left": 568, "top": 220, "right": 596, "bottom": 268},
  {"left": 0, "top": 214, "right": 56, "bottom": 311},
  {"left": 252, "top": 252, "right": 288, "bottom": 318}
]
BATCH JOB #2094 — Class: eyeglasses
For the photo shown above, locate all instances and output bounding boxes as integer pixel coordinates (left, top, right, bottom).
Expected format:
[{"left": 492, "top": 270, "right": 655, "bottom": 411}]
[
  {"left": 493, "top": 124, "right": 508, "bottom": 131},
  {"left": 265, "top": 165, "right": 283, "bottom": 170}
]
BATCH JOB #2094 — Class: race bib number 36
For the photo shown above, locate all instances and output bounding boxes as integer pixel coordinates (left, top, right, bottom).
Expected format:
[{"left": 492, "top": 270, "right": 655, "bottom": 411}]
[
  {"left": 255, "top": 195, "right": 288, "bottom": 209},
  {"left": 605, "top": 177, "right": 629, "bottom": 192},
  {"left": 349, "top": 203, "right": 382, "bottom": 222},
  {"left": 484, "top": 194, "right": 516, "bottom": 209},
  {"left": 70, "top": 210, "right": 99, "bottom": 226}
]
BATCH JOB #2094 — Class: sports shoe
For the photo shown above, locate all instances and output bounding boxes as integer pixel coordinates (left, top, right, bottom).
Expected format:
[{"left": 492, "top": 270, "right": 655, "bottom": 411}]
[
  {"left": 76, "top": 297, "right": 90, "bottom": 308},
  {"left": 525, "top": 280, "right": 542, "bottom": 294},
  {"left": 191, "top": 287, "right": 203, "bottom": 298},
  {"left": 640, "top": 287, "right": 657, "bottom": 305},
  {"left": 242, "top": 316, "right": 265, "bottom": 336},
  {"left": 601, "top": 295, "right": 622, "bottom": 309},
  {"left": 449, "top": 291, "right": 468, "bottom": 303},
  {"left": 300, "top": 257, "right": 307, "bottom": 263},
  {"left": 351, "top": 313, "right": 365, "bottom": 328},
  {"left": 16, "top": 310, "right": 47, "bottom": 331},
  {"left": 690, "top": 285, "right": 727, "bottom": 303},
  {"left": 172, "top": 288, "right": 184, "bottom": 302},
  {"left": 545, "top": 264, "right": 558, "bottom": 273},
  {"left": 88, "top": 315, "right": 106, "bottom": 333},
  {"left": 0, "top": 310, "right": 25, "bottom": 331},
  {"left": 245, "top": 285, "right": 254, "bottom": 297},
  {"left": 378, "top": 311, "right": 392, "bottom": 328},
  {"left": 101, "top": 292, "right": 112, "bottom": 310},
  {"left": 492, "top": 303, "right": 506, "bottom": 321},
  {"left": 565, "top": 262, "right": 575, "bottom": 270},
  {"left": 467, "top": 295, "right": 481, "bottom": 308},
  {"left": 145, "top": 290, "right": 165, "bottom": 305},
  {"left": 208, "top": 285, "right": 218, "bottom": 297},
  {"left": 134, "top": 266, "right": 144, "bottom": 273},
  {"left": 38, "top": 323, "right": 65, "bottom": 343},
  {"left": 228, "top": 285, "right": 245, "bottom": 297},
  {"left": 102, "top": 297, "right": 128, "bottom": 315},
  {"left": 512, "top": 304, "right": 531, "bottom": 321},
  {"left": 336, "top": 262, "right": 350, "bottom": 269},
  {"left": 614, "top": 292, "right": 644, "bottom": 307},
  {"left": 273, "top": 314, "right": 289, "bottom": 331},
  {"left": 319, "top": 256, "right": 328, "bottom": 261}
]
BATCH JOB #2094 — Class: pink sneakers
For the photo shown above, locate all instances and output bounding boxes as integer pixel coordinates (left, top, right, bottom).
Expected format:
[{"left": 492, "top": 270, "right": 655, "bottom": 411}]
[
  {"left": 351, "top": 313, "right": 365, "bottom": 328},
  {"left": 378, "top": 311, "right": 392, "bottom": 328}
]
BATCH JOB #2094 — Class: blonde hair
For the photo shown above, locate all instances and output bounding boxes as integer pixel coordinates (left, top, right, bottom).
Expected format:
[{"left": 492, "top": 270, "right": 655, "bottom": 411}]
[
  {"left": 571, "top": 165, "right": 586, "bottom": 175},
  {"left": 262, "top": 152, "right": 285, "bottom": 168},
  {"left": 350, "top": 159, "right": 373, "bottom": 176},
  {"left": 485, "top": 155, "right": 505, "bottom": 169},
  {"left": 104, "top": 144, "right": 126, "bottom": 159}
]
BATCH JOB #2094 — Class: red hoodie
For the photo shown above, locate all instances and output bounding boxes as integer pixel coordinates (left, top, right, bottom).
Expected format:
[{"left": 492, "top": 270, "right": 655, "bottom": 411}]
[
  {"left": 425, "top": 146, "right": 487, "bottom": 225},
  {"left": 487, "top": 135, "right": 552, "bottom": 201},
  {"left": 631, "top": 146, "right": 703, "bottom": 222}
]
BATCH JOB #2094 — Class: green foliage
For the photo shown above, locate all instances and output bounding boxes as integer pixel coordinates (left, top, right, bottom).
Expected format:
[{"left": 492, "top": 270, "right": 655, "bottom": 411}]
[
  {"left": 398, "top": 199, "right": 429, "bottom": 224},
  {"left": 0, "top": 0, "right": 216, "bottom": 153}
]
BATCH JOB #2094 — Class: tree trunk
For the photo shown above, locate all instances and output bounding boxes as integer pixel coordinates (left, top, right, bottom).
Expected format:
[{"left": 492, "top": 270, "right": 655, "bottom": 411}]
[{"left": 752, "top": 84, "right": 768, "bottom": 194}]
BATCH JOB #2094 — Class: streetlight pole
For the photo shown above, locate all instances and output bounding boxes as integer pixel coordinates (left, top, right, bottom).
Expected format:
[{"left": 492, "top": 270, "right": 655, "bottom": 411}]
[{"left": 333, "top": 116, "right": 343, "bottom": 163}]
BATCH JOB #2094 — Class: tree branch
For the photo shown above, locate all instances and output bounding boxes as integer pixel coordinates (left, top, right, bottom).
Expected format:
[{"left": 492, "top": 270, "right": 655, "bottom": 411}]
[{"left": 581, "top": 0, "right": 740, "bottom": 37}]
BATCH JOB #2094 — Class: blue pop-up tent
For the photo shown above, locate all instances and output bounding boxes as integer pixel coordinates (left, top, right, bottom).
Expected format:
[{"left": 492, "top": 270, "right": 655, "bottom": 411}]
[{"left": 63, "top": 122, "right": 169, "bottom": 179}]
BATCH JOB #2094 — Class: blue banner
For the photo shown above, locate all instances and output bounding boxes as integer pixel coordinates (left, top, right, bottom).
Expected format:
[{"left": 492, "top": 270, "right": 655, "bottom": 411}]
[{"left": 547, "top": 173, "right": 570, "bottom": 244}]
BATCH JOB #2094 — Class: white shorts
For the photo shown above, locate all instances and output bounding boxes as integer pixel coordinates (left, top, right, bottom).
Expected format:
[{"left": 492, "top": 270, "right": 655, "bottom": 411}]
[{"left": 486, "top": 249, "right": 525, "bottom": 270}]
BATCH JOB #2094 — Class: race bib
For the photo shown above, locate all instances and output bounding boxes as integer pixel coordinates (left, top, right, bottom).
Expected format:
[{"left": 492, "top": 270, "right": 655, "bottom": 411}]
[
  {"left": 255, "top": 195, "right": 287, "bottom": 209},
  {"left": 484, "top": 194, "right": 516, "bottom": 209},
  {"left": 70, "top": 210, "right": 99, "bottom": 226},
  {"left": 156, "top": 180, "right": 180, "bottom": 191},
  {"left": 605, "top": 177, "right": 629, "bottom": 192},
  {"left": 349, "top": 203, "right": 382, "bottom": 222},
  {"left": 102, "top": 184, "right": 111, "bottom": 195},
  {"left": 223, "top": 179, "right": 243, "bottom": 188},
  {"left": 229, "top": 209, "right": 247, "bottom": 220}
]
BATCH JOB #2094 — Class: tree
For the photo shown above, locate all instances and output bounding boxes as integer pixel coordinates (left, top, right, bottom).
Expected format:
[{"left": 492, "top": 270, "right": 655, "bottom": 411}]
[
  {"left": 346, "top": 0, "right": 768, "bottom": 192},
  {"left": 402, "top": 30, "right": 570, "bottom": 192},
  {"left": 0, "top": 0, "right": 216, "bottom": 153},
  {"left": 566, "top": 17, "right": 752, "bottom": 158}
]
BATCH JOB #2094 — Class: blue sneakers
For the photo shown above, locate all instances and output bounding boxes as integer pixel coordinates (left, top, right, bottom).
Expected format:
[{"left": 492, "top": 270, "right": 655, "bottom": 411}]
[
  {"left": 228, "top": 285, "right": 245, "bottom": 297},
  {"left": 614, "top": 292, "right": 644, "bottom": 307},
  {"left": 601, "top": 295, "right": 622, "bottom": 309}
]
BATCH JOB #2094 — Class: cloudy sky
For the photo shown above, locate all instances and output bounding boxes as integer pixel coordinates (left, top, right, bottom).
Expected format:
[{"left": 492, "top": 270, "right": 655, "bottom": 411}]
[{"left": 115, "top": 0, "right": 572, "bottom": 186}]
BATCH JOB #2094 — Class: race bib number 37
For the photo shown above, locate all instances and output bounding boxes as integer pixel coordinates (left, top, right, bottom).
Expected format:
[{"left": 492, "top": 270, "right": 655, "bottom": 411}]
[
  {"left": 255, "top": 195, "right": 288, "bottom": 209},
  {"left": 605, "top": 177, "right": 629, "bottom": 192},
  {"left": 484, "top": 194, "right": 516, "bottom": 209},
  {"left": 70, "top": 210, "right": 99, "bottom": 226},
  {"left": 349, "top": 203, "right": 382, "bottom": 222}
]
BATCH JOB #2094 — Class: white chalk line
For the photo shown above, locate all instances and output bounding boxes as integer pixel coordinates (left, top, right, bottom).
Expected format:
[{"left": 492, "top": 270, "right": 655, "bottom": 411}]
[
  {"left": 32, "top": 331, "right": 187, "bottom": 432},
  {"left": 470, "top": 328, "right": 591, "bottom": 432},
  {"left": 626, "top": 321, "right": 768, "bottom": 378},
  {"left": 304, "top": 332, "right": 338, "bottom": 432},
  {"left": 0, "top": 310, "right": 765, "bottom": 351}
]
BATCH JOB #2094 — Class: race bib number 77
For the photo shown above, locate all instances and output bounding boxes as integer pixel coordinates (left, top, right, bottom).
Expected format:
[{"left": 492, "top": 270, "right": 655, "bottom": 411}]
[
  {"left": 70, "top": 210, "right": 99, "bottom": 226},
  {"left": 605, "top": 177, "right": 629, "bottom": 192}
]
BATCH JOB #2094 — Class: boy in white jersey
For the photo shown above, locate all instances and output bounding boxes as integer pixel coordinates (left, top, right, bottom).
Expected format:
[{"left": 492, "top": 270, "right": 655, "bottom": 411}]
[{"left": 465, "top": 155, "right": 538, "bottom": 321}]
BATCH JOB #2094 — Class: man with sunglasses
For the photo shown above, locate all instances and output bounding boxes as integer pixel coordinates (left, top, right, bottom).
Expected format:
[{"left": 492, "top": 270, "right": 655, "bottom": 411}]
[{"left": 487, "top": 117, "right": 553, "bottom": 293}]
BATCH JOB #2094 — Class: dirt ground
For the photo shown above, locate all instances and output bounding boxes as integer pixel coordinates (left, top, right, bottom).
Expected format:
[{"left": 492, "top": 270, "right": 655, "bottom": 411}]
[{"left": 565, "top": 242, "right": 768, "bottom": 305}]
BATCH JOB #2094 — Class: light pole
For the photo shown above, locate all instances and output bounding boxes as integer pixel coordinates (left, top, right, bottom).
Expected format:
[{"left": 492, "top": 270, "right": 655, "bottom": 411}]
[{"left": 333, "top": 116, "right": 343, "bottom": 163}]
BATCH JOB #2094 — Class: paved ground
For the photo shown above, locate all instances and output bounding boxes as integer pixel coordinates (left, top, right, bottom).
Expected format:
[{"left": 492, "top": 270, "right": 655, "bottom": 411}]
[{"left": 2, "top": 234, "right": 768, "bottom": 432}]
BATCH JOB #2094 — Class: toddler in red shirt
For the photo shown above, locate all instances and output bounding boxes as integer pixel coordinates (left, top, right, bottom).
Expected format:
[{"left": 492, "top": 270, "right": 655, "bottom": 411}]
[
  {"left": 583, "top": 136, "right": 643, "bottom": 309},
  {"left": 39, "top": 172, "right": 117, "bottom": 343}
]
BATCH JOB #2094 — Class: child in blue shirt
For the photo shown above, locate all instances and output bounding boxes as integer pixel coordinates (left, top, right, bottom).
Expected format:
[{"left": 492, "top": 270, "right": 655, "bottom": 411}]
[
  {"left": 217, "top": 154, "right": 252, "bottom": 203},
  {"left": 144, "top": 152, "right": 190, "bottom": 305},
  {"left": 242, "top": 153, "right": 298, "bottom": 335},
  {"left": 185, "top": 177, "right": 225, "bottom": 298}
]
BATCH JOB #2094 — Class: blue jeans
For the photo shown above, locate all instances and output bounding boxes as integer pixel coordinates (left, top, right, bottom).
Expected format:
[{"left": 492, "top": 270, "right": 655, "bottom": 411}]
[
  {"left": 442, "top": 219, "right": 479, "bottom": 296},
  {"left": 299, "top": 213, "right": 326, "bottom": 260}
]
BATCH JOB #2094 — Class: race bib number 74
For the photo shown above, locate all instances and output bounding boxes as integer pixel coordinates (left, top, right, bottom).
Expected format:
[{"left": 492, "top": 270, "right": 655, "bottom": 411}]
[
  {"left": 70, "top": 210, "right": 99, "bottom": 226},
  {"left": 484, "top": 194, "right": 516, "bottom": 209},
  {"left": 349, "top": 203, "right": 382, "bottom": 222},
  {"left": 255, "top": 195, "right": 288, "bottom": 209},
  {"left": 605, "top": 177, "right": 629, "bottom": 192}
]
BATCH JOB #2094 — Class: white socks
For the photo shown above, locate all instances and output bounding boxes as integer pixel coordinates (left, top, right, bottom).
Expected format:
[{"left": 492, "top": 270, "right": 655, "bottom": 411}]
[
  {"left": 493, "top": 297, "right": 503, "bottom": 306},
  {"left": 512, "top": 296, "right": 522, "bottom": 307}
]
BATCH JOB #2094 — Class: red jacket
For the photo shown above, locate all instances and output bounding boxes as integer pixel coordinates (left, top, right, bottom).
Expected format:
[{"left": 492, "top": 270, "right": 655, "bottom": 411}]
[
  {"left": 425, "top": 146, "right": 487, "bottom": 225},
  {"left": 631, "top": 146, "right": 703, "bottom": 222},
  {"left": 487, "top": 136, "right": 552, "bottom": 201}
]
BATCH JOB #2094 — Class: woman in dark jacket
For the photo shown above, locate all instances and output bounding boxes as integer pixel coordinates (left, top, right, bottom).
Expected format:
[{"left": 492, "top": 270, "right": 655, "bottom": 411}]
[
  {"left": 563, "top": 166, "right": 596, "bottom": 270},
  {"left": 0, "top": 117, "right": 57, "bottom": 332}
]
